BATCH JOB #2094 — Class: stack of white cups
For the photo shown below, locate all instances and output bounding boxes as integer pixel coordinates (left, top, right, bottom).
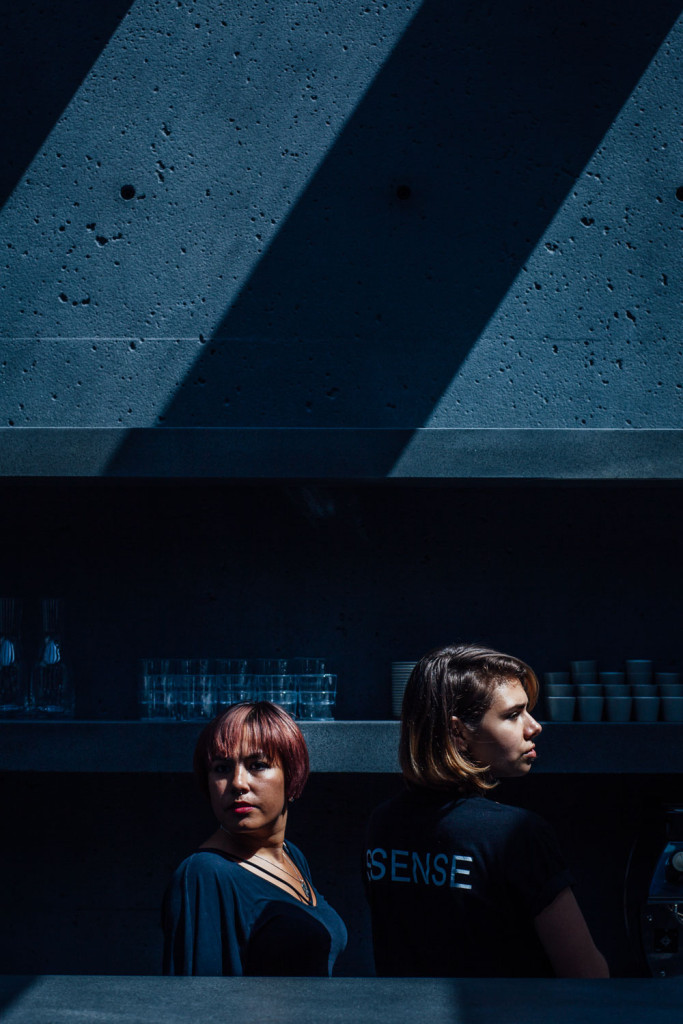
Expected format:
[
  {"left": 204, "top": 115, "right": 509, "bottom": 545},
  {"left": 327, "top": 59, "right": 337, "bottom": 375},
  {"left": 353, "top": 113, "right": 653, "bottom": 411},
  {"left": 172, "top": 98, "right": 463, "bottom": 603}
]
[{"left": 391, "top": 661, "right": 417, "bottom": 718}]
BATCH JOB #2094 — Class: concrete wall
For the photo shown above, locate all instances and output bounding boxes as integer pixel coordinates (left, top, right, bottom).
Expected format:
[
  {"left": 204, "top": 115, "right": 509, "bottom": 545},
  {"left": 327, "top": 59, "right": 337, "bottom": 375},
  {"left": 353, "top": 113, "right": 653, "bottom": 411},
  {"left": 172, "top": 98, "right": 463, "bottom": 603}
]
[{"left": 1, "top": 0, "right": 682, "bottom": 445}]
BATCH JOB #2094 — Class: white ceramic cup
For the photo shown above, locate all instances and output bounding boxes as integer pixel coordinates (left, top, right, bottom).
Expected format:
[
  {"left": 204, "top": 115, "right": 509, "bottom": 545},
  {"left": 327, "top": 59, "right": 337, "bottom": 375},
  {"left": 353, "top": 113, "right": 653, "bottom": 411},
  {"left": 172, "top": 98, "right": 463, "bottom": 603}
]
[
  {"left": 661, "top": 697, "right": 683, "bottom": 723},
  {"left": 606, "top": 696, "right": 632, "bottom": 723},
  {"left": 547, "top": 696, "right": 575, "bottom": 722},
  {"left": 633, "top": 696, "right": 659, "bottom": 723},
  {"left": 578, "top": 695, "right": 603, "bottom": 722}
]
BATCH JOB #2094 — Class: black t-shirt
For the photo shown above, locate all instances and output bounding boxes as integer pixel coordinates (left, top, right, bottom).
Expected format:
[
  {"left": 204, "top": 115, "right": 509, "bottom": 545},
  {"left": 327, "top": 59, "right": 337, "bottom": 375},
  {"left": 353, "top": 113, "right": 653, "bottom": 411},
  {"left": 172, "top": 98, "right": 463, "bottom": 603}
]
[{"left": 364, "top": 789, "right": 574, "bottom": 977}]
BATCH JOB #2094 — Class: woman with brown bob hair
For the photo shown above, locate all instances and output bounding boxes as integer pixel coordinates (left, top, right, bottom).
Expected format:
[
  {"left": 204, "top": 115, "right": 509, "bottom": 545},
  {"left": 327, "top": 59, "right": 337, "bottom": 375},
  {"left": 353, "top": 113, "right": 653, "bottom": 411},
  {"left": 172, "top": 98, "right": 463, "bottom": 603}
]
[
  {"left": 163, "top": 701, "right": 346, "bottom": 976},
  {"left": 365, "top": 643, "right": 608, "bottom": 978}
]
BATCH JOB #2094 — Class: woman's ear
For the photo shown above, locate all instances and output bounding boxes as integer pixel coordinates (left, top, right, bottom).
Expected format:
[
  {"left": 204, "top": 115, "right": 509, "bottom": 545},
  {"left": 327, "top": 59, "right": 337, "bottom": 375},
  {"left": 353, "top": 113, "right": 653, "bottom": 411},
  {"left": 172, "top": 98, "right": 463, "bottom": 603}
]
[{"left": 450, "top": 716, "right": 469, "bottom": 753}]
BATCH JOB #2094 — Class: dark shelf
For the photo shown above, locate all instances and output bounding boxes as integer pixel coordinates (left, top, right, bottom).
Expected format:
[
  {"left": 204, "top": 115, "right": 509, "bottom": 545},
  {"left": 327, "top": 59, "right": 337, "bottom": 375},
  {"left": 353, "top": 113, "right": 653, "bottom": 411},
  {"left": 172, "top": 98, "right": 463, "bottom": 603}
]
[
  {"left": 1, "top": 427, "right": 682, "bottom": 479},
  {"left": 0, "top": 721, "right": 681, "bottom": 773}
]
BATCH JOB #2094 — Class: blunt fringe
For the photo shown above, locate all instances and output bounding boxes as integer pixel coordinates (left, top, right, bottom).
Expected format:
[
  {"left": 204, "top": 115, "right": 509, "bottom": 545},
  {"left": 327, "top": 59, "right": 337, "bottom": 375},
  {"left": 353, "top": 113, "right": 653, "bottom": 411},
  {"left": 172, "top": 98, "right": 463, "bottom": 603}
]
[
  {"left": 193, "top": 701, "right": 310, "bottom": 801},
  {"left": 399, "top": 643, "right": 539, "bottom": 794}
]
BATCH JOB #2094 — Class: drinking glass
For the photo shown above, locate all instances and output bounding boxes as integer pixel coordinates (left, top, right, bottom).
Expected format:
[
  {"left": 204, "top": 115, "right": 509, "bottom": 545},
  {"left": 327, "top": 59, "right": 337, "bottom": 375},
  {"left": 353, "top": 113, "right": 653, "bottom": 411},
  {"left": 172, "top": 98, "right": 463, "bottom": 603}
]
[
  {"left": 252, "top": 658, "right": 289, "bottom": 674},
  {"left": 255, "top": 674, "right": 298, "bottom": 716},
  {"left": 289, "top": 658, "right": 326, "bottom": 674},
  {"left": 214, "top": 659, "right": 249, "bottom": 711},
  {"left": 0, "top": 597, "right": 27, "bottom": 717},
  {"left": 186, "top": 659, "right": 217, "bottom": 721},
  {"left": 139, "top": 659, "right": 174, "bottom": 720},
  {"left": 31, "top": 598, "right": 74, "bottom": 717},
  {"left": 260, "top": 689, "right": 298, "bottom": 717},
  {"left": 297, "top": 673, "right": 337, "bottom": 720},
  {"left": 169, "top": 659, "right": 216, "bottom": 721}
]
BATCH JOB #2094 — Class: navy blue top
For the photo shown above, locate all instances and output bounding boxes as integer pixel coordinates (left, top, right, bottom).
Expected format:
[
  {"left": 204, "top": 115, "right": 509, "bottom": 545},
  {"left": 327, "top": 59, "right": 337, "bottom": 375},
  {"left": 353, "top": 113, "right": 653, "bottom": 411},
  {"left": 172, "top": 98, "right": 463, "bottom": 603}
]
[{"left": 162, "top": 843, "right": 347, "bottom": 976}]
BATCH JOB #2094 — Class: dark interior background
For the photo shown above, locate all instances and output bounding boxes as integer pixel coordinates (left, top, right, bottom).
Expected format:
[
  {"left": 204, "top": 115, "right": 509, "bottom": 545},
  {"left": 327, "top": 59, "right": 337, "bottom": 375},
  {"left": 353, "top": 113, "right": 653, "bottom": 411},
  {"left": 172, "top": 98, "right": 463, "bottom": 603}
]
[
  {"left": 2, "top": 769, "right": 680, "bottom": 978},
  {"left": 1, "top": 479, "right": 681, "bottom": 976},
  {"left": 0, "top": 479, "right": 680, "bottom": 721}
]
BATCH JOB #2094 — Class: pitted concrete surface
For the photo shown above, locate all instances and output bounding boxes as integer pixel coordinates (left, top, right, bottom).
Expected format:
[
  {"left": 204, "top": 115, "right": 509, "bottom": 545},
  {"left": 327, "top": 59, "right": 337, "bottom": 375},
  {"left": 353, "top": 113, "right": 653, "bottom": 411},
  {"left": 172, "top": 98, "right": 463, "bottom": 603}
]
[{"left": 1, "top": 1, "right": 681, "bottom": 444}]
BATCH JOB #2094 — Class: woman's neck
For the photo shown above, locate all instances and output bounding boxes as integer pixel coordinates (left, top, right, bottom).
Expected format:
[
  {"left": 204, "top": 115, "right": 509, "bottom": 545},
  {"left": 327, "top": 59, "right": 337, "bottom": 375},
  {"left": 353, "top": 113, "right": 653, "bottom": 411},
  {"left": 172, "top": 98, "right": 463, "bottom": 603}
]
[{"left": 204, "top": 818, "right": 288, "bottom": 863}]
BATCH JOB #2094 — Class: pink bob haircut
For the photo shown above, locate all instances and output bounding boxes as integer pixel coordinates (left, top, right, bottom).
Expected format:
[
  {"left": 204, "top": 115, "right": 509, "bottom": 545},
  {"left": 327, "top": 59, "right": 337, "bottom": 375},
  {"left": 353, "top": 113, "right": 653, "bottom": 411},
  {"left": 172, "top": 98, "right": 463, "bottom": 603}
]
[{"left": 193, "top": 701, "right": 310, "bottom": 801}]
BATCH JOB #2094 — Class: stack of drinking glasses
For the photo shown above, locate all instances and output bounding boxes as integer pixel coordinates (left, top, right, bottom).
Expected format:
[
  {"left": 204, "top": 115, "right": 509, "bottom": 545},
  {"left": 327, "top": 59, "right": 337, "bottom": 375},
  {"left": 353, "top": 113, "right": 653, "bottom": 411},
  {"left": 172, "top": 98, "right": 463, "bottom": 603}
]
[
  {"left": 0, "top": 597, "right": 24, "bottom": 718},
  {"left": 138, "top": 657, "right": 336, "bottom": 722},
  {"left": 543, "top": 659, "right": 683, "bottom": 723},
  {"left": 0, "top": 597, "right": 73, "bottom": 718}
]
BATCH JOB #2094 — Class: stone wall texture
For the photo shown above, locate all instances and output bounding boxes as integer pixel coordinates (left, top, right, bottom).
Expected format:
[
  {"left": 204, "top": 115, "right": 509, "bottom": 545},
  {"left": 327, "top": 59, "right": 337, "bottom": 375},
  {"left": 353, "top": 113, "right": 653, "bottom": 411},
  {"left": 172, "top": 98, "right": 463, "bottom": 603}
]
[{"left": 1, "top": 0, "right": 681, "bottom": 444}]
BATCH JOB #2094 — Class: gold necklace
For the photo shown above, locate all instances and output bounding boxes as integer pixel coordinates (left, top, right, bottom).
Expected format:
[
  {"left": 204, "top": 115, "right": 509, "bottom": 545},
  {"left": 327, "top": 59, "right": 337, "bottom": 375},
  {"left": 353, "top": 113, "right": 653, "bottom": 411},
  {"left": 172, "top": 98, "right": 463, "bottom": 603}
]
[{"left": 218, "top": 828, "right": 313, "bottom": 904}]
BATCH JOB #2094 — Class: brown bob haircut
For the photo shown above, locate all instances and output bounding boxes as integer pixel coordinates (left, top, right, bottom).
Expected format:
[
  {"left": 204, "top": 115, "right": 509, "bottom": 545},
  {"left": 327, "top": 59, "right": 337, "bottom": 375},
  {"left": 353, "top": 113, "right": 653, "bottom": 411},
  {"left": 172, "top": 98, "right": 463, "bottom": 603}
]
[
  {"left": 193, "top": 701, "right": 310, "bottom": 801},
  {"left": 399, "top": 643, "right": 539, "bottom": 794}
]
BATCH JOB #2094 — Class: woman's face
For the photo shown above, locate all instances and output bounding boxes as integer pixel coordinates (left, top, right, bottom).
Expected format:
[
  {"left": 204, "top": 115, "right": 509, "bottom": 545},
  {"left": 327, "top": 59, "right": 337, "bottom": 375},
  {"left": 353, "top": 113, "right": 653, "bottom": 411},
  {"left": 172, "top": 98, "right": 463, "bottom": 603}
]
[
  {"left": 207, "top": 739, "right": 287, "bottom": 840},
  {"left": 455, "top": 679, "right": 542, "bottom": 778}
]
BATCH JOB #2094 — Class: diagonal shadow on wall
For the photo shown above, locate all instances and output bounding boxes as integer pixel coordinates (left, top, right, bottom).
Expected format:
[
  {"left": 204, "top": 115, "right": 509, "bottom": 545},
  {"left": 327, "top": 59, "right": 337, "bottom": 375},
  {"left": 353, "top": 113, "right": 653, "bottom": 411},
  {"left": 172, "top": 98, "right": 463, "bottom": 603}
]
[
  {"left": 0, "top": 0, "right": 135, "bottom": 205},
  {"left": 108, "top": 0, "right": 681, "bottom": 476}
]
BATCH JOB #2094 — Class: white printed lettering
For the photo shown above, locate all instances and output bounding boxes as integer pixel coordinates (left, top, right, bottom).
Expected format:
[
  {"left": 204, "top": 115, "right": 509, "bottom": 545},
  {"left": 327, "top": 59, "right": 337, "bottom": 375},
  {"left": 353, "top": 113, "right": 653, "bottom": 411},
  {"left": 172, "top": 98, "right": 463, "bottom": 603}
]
[
  {"left": 368, "top": 847, "right": 473, "bottom": 891},
  {"left": 367, "top": 847, "right": 387, "bottom": 881},
  {"left": 449, "top": 854, "right": 473, "bottom": 890},
  {"left": 412, "top": 851, "right": 430, "bottom": 885},
  {"left": 391, "top": 849, "right": 410, "bottom": 882},
  {"left": 431, "top": 853, "right": 447, "bottom": 886}
]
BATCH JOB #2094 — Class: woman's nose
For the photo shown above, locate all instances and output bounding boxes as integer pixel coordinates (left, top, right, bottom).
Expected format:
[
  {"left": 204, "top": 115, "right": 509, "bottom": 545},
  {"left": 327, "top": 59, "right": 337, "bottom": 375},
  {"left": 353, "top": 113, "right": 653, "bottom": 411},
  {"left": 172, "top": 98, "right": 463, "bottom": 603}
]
[
  {"left": 525, "top": 713, "right": 542, "bottom": 737},
  {"left": 231, "top": 764, "right": 248, "bottom": 792}
]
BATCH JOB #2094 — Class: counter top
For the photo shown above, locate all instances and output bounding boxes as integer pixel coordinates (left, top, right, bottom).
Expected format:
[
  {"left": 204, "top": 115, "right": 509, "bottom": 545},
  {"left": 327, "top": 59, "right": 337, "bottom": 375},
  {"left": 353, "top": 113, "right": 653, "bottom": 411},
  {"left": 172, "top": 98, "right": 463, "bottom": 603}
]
[{"left": 1, "top": 975, "right": 682, "bottom": 1024}]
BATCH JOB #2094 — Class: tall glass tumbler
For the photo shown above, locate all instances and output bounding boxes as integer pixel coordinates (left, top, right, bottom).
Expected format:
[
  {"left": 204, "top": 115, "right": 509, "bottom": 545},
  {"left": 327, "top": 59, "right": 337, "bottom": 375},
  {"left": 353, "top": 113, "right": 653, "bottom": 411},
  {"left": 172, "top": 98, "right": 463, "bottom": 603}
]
[
  {"left": 180, "top": 659, "right": 217, "bottom": 722},
  {"left": 289, "top": 658, "right": 326, "bottom": 674},
  {"left": 255, "top": 674, "right": 298, "bottom": 718},
  {"left": 0, "top": 597, "right": 27, "bottom": 717},
  {"left": 169, "top": 659, "right": 214, "bottom": 721},
  {"left": 139, "top": 659, "right": 174, "bottom": 719},
  {"left": 31, "top": 598, "right": 74, "bottom": 717},
  {"left": 214, "top": 658, "right": 249, "bottom": 711},
  {"left": 297, "top": 673, "right": 337, "bottom": 720},
  {"left": 252, "top": 658, "right": 289, "bottom": 674}
]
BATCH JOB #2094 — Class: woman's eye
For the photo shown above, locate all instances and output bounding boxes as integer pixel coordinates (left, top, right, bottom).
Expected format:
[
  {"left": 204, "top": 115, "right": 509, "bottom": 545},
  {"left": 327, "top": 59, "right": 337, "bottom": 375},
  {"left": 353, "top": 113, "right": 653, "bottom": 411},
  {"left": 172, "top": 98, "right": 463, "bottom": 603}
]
[{"left": 250, "top": 760, "right": 269, "bottom": 771}]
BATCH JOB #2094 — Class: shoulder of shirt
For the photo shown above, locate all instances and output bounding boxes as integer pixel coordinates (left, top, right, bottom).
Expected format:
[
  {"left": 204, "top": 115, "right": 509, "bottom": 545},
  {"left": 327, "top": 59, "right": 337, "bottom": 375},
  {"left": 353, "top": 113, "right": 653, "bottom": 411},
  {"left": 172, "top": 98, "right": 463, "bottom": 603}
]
[
  {"left": 172, "top": 849, "right": 242, "bottom": 883},
  {"left": 367, "top": 789, "right": 411, "bottom": 821},
  {"left": 368, "top": 786, "right": 465, "bottom": 819},
  {"left": 470, "top": 798, "right": 553, "bottom": 833},
  {"left": 369, "top": 790, "right": 548, "bottom": 827}
]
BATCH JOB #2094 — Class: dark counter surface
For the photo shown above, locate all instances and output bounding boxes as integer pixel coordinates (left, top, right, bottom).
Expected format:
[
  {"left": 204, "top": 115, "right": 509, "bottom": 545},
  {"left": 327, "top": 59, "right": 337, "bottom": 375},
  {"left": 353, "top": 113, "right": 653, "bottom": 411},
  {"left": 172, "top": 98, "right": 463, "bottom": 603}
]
[{"left": 1, "top": 976, "right": 682, "bottom": 1024}]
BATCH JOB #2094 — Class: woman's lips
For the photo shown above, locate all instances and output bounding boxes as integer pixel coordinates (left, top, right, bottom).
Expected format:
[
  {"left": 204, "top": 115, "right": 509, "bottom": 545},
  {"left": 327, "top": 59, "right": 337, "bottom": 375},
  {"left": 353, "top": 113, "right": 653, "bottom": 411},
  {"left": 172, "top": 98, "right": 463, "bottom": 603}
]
[{"left": 230, "top": 802, "right": 254, "bottom": 814}]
